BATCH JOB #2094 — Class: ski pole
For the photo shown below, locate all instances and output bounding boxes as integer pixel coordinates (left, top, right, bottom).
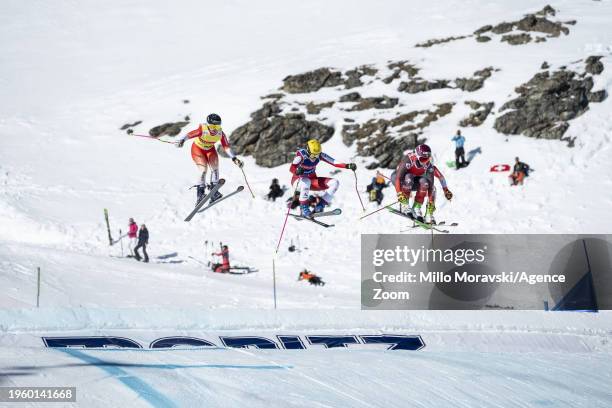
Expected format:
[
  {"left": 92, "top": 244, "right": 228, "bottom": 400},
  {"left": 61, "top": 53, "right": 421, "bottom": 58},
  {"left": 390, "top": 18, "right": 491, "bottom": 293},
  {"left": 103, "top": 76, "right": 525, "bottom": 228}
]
[
  {"left": 130, "top": 134, "right": 175, "bottom": 144},
  {"left": 239, "top": 166, "right": 255, "bottom": 199},
  {"left": 352, "top": 170, "right": 366, "bottom": 212},
  {"left": 359, "top": 200, "right": 398, "bottom": 220},
  {"left": 275, "top": 180, "right": 300, "bottom": 253}
]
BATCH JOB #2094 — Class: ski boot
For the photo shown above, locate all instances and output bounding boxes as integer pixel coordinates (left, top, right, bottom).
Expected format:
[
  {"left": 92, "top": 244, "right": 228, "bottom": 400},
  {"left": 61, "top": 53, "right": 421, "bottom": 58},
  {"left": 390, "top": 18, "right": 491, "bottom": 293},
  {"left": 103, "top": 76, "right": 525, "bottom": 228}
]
[
  {"left": 313, "top": 199, "right": 328, "bottom": 213},
  {"left": 300, "top": 203, "right": 313, "bottom": 218},
  {"left": 412, "top": 202, "right": 424, "bottom": 222},
  {"left": 399, "top": 202, "right": 413, "bottom": 217},
  {"left": 196, "top": 184, "right": 206, "bottom": 205},
  {"left": 209, "top": 182, "right": 223, "bottom": 203},
  {"left": 425, "top": 202, "right": 436, "bottom": 225}
]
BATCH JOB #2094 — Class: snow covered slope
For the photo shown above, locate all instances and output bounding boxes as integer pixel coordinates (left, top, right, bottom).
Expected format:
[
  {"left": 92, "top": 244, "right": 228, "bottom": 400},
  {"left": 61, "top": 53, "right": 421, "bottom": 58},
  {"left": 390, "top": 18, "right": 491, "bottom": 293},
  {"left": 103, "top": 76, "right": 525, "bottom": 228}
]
[{"left": 1, "top": 0, "right": 612, "bottom": 406}]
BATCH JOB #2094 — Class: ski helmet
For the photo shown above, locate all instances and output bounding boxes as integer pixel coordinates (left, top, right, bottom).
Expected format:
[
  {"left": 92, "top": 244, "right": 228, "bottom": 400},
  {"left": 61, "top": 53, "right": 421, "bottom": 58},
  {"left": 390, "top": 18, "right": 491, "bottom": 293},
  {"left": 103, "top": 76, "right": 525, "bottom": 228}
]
[
  {"left": 306, "top": 139, "right": 322, "bottom": 158},
  {"left": 415, "top": 144, "right": 432, "bottom": 163},
  {"left": 206, "top": 113, "right": 222, "bottom": 126}
]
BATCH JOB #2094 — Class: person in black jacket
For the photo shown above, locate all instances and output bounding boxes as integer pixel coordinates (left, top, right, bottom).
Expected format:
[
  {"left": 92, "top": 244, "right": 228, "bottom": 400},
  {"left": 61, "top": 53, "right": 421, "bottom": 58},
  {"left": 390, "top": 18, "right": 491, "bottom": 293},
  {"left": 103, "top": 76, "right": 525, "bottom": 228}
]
[
  {"left": 134, "top": 224, "right": 149, "bottom": 263},
  {"left": 509, "top": 157, "right": 530, "bottom": 186},
  {"left": 267, "top": 178, "right": 284, "bottom": 201}
]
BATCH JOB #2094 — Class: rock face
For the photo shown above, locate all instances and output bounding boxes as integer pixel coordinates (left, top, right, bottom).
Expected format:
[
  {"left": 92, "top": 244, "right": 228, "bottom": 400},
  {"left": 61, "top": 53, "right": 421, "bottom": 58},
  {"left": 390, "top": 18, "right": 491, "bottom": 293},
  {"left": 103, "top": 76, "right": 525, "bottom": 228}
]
[
  {"left": 230, "top": 102, "right": 334, "bottom": 167},
  {"left": 306, "top": 101, "right": 334, "bottom": 114},
  {"left": 494, "top": 65, "right": 607, "bottom": 139},
  {"left": 281, "top": 68, "right": 344, "bottom": 94},
  {"left": 344, "top": 65, "right": 378, "bottom": 89},
  {"left": 416, "top": 35, "right": 470, "bottom": 48},
  {"left": 149, "top": 121, "right": 190, "bottom": 137},
  {"left": 501, "top": 33, "right": 532, "bottom": 45},
  {"left": 383, "top": 61, "right": 419, "bottom": 84},
  {"left": 398, "top": 79, "right": 450, "bottom": 93},
  {"left": 342, "top": 103, "right": 454, "bottom": 168},
  {"left": 473, "top": 6, "right": 571, "bottom": 44},
  {"left": 585, "top": 56, "right": 604, "bottom": 75},
  {"left": 398, "top": 67, "right": 496, "bottom": 93},
  {"left": 346, "top": 96, "right": 399, "bottom": 111},
  {"left": 460, "top": 101, "right": 494, "bottom": 127},
  {"left": 120, "top": 120, "right": 142, "bottom": 131}
]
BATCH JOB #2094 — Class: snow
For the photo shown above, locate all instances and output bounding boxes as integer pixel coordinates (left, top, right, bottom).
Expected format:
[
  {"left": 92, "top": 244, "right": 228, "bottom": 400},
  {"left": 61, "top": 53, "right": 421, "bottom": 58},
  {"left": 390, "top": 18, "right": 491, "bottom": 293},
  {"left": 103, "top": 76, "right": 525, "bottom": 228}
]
[{"left": 1, "top": 0, "right": 612, "bottom": 406}]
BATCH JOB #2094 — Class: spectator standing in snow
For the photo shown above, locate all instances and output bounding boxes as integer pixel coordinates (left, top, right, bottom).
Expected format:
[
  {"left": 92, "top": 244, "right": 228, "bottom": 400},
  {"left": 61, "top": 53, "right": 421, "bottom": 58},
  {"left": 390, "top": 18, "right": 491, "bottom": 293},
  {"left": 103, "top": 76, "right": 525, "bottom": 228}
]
[
  {"left": 127, "top": 218, "right": 138, "bottom": 257},
  {"left": 267, "top": 178, "right": 284, "bottom": 201},
  {"left": 510, "top": 157, "right": 530, "bottom": 186},
  {"left": 134, "top": 224, "right": 149, "bottom": 262},
  {"left": 451, "top": 130, "right": 467, "bottom": 169}
]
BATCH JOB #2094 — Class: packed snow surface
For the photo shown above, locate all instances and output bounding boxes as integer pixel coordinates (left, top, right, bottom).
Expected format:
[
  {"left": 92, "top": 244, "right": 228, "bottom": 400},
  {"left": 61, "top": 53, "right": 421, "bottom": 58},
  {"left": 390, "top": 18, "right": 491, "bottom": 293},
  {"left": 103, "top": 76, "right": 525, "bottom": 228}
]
[{"left": 1, "top": 0, "right": 612, "bottom": 406}]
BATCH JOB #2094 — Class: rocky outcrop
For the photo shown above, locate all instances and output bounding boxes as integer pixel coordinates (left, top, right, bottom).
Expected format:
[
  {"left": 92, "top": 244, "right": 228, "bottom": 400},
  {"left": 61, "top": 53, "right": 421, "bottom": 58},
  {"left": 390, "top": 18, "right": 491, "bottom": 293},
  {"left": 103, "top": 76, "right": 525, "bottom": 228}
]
[
  {"left": 345, "top": 96, "right": 399, "bottom": 111},
  {"left": 398, "top": 67, "right": 496, "bottom": 94},
  {"left": 120, "top": 120, "right": 142, "bottom": 131},
  {"left": 398, "top": 79, "right": 450, "bottom": 93},
  {"left": 416, "top": 35, "right": 470, "bottom": 48},
  {"left": 149, "top": 121, "right": 190, "bottom": 137},
  {"left": 473, "top": 6, "right": 571, "bottom": 45},
  {"left": 281, "top": 68, "right": 344, "bottom": 93},
  {"left": 229, "top": 102, "right": 334, "bottom": 167},
  {"left": 585, "top": 56, "right": 604, "bottom": 75},
  {"left": 501, "top": 33, "right": 532, "bottom": 45},
  {"left": 306, "top": 101, "right": 334, "bottom": 114},
  {"left": 494, "top": 65, "right": 607, "bottom": 139},
  {"left": 382, "top": 61, "right": 419, "bottom": 84},
  {"left": 344, "top": 65, "right": 378, "bottom": 89},
  {"left": 341, "top": 103, "right": 454, "bottom": 168},
  {"left": 455, "top": 67, "right": 496, "bottom": 92},
  {"left": 460, "top": 101, "right": 494, "bottom": 127}
]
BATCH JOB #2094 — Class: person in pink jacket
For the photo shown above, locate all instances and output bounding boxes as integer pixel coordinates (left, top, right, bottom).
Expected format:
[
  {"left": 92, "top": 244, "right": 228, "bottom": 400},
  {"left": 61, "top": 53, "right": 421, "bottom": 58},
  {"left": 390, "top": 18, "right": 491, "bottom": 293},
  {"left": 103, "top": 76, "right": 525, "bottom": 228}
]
[{"left": 127, "top": 218, "right": 138, "bottom": 257}]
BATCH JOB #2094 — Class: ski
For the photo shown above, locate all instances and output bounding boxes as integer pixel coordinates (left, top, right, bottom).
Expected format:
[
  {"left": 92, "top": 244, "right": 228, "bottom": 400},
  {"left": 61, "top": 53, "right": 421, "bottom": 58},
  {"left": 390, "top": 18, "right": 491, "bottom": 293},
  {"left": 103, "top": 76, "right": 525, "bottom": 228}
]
[
  {"left": 388, "top": 208, "right": 450, "bottom": 233},
  {"left": 288, "top": 213, "right": 334, "bottom": 228},
  {"left": 294, "top": 208, "right": 342, "bottom": 221},
  {"left": 184, "top": 179, "right": 226, "bottom": 222},
  {"left": 405, "top": 220, "right": 458, "bottom": 229},
  {"left": 103, "top": 208, "right": 113, "bottom": 246},
  {"left": 228, "top": 266, "right": 258, "bottom": 274},
  {"left": 196, "top": 186, "right": 245, "bottom": 214},
  {"left": 313, "top": 208, "right": 342, "bottom": 218}
]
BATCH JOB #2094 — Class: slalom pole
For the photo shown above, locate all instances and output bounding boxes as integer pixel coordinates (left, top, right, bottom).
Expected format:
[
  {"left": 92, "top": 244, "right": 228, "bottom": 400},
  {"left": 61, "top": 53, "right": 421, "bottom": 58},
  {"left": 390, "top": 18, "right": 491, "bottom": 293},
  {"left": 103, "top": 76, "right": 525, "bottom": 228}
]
[
  {"left": 359, "top": 200, "right": 399, "bottom": 220},
  {"left": 239, "top": 166, "right": 255, "bottom": 199},
  {"left": 352, "top": 170, "right": 366, "bottom": 212},
  {"left": 275, "top": 180, "right": 300, "bottom": 253},
  {"left": 130, "top": 134, "right": 175, "bottom": 144}
]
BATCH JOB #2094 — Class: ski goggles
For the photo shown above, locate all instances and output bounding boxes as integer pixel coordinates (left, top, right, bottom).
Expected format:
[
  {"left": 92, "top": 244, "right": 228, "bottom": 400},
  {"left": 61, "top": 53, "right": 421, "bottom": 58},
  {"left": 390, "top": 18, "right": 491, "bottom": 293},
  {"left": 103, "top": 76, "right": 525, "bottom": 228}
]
[
  {"left": 207, "top": 124, "right": 222, "bottom": 135},
  {"left": 417, "top": 155, "right": 431, "bottom": 164}
]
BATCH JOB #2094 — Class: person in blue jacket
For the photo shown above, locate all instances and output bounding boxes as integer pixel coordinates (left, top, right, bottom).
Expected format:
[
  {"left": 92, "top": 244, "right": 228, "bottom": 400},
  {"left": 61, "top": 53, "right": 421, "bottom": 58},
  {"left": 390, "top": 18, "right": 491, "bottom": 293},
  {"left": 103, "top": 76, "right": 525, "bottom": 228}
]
[{"left": 451, "top": 130, "right": 467, "bottom": 169}]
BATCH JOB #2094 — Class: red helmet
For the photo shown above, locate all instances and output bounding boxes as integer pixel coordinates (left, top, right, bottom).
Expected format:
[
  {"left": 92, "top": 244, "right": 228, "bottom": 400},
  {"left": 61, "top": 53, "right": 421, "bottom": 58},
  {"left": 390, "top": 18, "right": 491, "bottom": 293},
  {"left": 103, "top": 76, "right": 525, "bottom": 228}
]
[{"left": 415, "top": 144, "right": 432, "bottom": 163}]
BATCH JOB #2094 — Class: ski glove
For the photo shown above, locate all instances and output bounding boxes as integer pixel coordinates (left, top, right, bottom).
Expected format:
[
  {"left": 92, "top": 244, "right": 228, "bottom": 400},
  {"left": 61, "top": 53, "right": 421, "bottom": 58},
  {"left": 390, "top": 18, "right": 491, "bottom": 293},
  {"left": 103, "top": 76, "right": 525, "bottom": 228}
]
[
  {"left": 346, "top": 163, "right": 357, "bottom": 171},
  {"left": 295, "top": 166, "right": 305, "bottom": 175},
  {"left": 444, "top": 188, "right": 453, "bottom": 201},
  {"left": 397, "top": 191, "right": 409, "bottom": 205},
  {"left": 175, "top": 138, "right": 185, "bottom": 148},
  {"left": 232, "top": 157, "right": 244, "bottom": 168}
]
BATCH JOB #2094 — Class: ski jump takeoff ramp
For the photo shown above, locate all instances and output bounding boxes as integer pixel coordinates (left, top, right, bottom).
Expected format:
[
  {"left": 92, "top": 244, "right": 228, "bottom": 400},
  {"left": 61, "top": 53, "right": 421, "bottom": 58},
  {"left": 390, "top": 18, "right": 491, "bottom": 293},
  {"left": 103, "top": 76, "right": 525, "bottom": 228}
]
[{"left": 1, "top": 309, "right": 611, "bottom": 407}]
